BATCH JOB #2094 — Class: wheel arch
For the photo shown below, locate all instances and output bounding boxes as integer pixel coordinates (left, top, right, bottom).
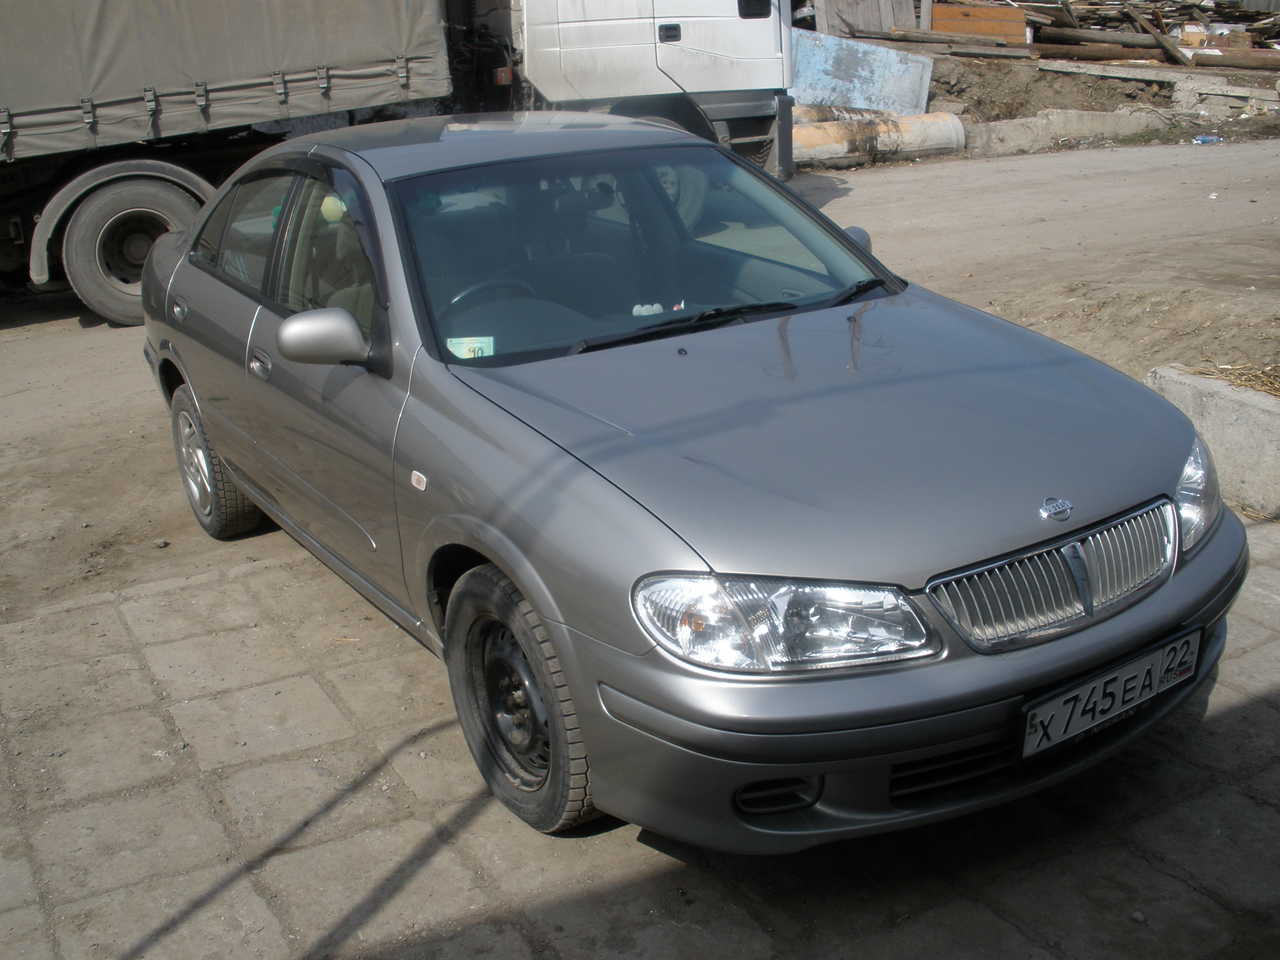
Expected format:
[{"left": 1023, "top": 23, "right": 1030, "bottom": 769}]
[
  {"left": 29, "top": 160, "right": 216, "bottom": 285},
  {"left": 152, "top": 345, "right": 202, "bottom": 413},
  {"left": 156, "top": 357, "right": 186, "bottom": 406},
  {"left": 608, "top": 94, "right": 716, "bottom": 142},
  {"left": 419, "top": 520, "right": 566, "bottom": 644}
]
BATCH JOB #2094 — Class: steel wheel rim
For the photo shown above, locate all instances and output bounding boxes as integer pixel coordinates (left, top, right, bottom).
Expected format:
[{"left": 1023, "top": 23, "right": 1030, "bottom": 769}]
[
  {"left": 177, "top": 410, "right": 213, "bottom": 518},
  {"left": 473, "top": 619, "right": 551, "bottom": 790},
  {"left": 95, "top": 207, "right": 170, "bottom": 295}
]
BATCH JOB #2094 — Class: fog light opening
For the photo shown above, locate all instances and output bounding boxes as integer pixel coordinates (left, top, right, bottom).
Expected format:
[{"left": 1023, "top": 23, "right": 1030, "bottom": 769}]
[{"left": 734, "top": 776, "right": 824, "bottom": 815}]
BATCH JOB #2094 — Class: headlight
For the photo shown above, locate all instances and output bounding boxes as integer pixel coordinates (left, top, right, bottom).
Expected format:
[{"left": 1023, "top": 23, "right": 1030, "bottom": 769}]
[
  {"left": 1174, "top": 434, "right": 1221, "bottom": 553},
  {"left": 632, "top": 575, "right": 936, "bottom": 673}
]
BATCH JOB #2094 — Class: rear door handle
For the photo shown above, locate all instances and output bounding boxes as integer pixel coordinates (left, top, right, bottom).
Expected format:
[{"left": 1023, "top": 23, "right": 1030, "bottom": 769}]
[
  {"left": 658, "top": 23, "right": 681, "bottom": 42},
  {"left": 249, "top": 348, "right": 272, "bottom": 381},
  {"left": 171, "top": 298, "right": 188, "bottom": 322}
]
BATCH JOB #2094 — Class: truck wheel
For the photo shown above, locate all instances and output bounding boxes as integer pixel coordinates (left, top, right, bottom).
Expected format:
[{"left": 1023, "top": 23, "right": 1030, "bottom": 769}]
[
  {"left": 445, "top": 564, "right": 596, "bottom": 833},
  {"left": 170, "top": 385, "right": 262, "bottom": 539},
  {"left": 62, "top": 179, "right": 199, "bottom": 326}
]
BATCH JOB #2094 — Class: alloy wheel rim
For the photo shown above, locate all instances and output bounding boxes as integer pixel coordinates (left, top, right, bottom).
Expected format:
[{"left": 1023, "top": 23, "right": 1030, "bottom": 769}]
[{"left": 177, "top": 411, "right": 213, "bottom": 517}]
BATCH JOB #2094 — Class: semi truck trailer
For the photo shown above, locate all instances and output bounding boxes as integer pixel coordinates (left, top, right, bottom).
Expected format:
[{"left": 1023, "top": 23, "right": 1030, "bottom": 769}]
[{"left": 0, "top": 0, "right": 793, "bottom": 324}]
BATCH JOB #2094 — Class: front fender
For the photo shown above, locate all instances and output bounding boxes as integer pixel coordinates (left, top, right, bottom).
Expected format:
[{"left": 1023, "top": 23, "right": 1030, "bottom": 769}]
[{"left": 393, "top": 353, "right": 708, "bottom": 656}]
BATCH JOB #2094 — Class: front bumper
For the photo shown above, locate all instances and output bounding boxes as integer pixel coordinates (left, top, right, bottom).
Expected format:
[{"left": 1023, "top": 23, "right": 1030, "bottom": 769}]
[{"left": 559, "top": 510, "right": 1249, "bottom": 854}]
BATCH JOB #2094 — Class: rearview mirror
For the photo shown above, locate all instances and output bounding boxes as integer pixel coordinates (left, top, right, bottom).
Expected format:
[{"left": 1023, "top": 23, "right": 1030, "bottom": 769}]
[
  {"left": 277, "top": 308, "right": 369, "bottom": 365},
  {"left": 844, "top": 226, "right": 872, "bottom": 253}
]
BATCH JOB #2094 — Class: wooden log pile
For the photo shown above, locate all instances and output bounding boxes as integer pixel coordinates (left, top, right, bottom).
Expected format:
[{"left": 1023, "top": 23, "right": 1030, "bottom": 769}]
[{"left": 808, "top": 0, "right": 1280, "bottom": 70}]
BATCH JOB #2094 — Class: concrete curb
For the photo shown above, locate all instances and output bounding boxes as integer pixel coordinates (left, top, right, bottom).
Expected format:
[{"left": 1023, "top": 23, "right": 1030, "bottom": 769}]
[
  {"left": 963, "top": 107, "right": 1175, "bottom": 158},
  {"left": 793, "top": 107, "right": 1178, "bottom": 166},
  {"left": 1145, "top": 364, "right": 1280, "bottom": 519}
]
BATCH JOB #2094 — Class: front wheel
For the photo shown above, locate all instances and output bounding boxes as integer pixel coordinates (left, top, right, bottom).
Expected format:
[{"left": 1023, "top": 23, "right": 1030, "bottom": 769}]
[{"left": 446, "top": 564, "right": 596, "bottom": 832}]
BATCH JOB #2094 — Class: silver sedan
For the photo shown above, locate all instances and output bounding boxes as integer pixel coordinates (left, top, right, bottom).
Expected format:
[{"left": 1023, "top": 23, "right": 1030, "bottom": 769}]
[{"left": 142, "top": 114, "right": 1248, "bottom": 853}]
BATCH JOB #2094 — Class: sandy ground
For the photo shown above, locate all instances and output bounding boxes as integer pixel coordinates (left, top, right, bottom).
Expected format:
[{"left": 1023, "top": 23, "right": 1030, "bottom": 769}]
[
  {"left": 929, "top": 56, "right": 1174, "bottom": 121},
  {"left": 797, "top": 139, "right": 1280, "bottom": 380}
]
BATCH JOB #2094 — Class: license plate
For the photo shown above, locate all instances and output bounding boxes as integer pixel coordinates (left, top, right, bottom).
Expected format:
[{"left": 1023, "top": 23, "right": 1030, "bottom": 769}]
[{"left": 1023, "top": 632, "right": 1200, "bottom": 758}]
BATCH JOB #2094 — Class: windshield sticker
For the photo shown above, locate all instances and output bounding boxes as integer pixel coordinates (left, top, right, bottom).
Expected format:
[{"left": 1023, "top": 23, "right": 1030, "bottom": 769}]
[
  {"left": 632, "top": 303, "right": 663, "bottom": 317},
  {"left": 447, "top": 336, "right": 495, "bottom": 359}
]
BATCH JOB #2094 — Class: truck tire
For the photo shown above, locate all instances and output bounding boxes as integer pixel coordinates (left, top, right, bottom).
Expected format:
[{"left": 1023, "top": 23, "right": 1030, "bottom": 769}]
[
  {"left": 62, "top": 179, "right": 200, "bottom": 326},
  {"left": 445, "top": 564, "right": 597, "bottom": 833}
]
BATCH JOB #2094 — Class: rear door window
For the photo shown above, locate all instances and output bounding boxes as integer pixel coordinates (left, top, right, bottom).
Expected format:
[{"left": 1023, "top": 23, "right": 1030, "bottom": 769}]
[{"left": 196, "top": 174, "right": 294, "bottom": 293}]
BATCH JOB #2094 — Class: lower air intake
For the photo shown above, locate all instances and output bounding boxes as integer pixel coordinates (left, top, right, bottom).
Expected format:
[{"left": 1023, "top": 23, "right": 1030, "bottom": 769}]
[{"left": 734, "top": 776, "right": 823, "bottom": 815}]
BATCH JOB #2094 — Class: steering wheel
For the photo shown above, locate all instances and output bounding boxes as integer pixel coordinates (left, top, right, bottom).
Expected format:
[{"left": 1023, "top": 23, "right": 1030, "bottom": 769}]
[{"left": 446, "top": 277, "right": 537, "bottom": 316}]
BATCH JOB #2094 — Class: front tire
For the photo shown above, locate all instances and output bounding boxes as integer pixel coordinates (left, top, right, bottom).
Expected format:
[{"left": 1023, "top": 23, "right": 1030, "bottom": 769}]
[
  {"left": 170, "top": 385, "right": 262, "bottom": 539},
  {"left": 62, "top": 179, "right": 199, "bottom": 326},
  {"left": 446, "top": 564, "right": 596, "bottom": 832}
]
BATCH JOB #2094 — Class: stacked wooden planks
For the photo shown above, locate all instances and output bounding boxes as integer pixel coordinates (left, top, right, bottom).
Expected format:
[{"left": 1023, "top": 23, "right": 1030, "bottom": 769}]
[
  {"left": 931, "top": 4, "right": 1029, "bottom": 42},
  {"left": 810, "top": 0, "right": 1280, "bottom": 69}
]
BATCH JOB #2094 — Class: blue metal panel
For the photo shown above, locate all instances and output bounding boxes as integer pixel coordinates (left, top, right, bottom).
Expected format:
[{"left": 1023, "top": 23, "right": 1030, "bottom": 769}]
[{"left": 788, "top": 28, "right": 932, "bottom": 115}]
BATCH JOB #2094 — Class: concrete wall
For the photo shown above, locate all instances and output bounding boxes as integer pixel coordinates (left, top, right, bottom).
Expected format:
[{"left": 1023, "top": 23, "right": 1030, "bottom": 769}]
[{"left": 1146, "top": 365, "right": 1280, "bottom": 520}]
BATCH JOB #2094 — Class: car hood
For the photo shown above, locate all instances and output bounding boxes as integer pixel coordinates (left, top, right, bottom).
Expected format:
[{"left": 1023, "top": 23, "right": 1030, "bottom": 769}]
[{"left": 452, "top": 287, "right": 1192, "bottom": 589}]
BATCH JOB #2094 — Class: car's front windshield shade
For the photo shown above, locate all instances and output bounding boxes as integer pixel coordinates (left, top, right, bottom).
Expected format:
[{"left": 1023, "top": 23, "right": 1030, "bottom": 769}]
[{"left": 394, "top": 145, "right": 877, "bottom": 365}]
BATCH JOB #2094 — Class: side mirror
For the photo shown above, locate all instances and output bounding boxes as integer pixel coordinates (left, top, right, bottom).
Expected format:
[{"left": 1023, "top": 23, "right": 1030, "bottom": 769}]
[
  {"left": 277, "top": 308, "right": 369, "bottom": 365},
  {"left": 844, "top": 226, "right": 872, "bottom": 253}
]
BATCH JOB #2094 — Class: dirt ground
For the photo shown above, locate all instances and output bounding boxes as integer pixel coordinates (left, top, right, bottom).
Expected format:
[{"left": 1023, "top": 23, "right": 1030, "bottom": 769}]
[
  {"left": 929, "top": 56, "right": 1173, "bottom": 121},
  {"left": 926, "top": 55, "right": 1280, "bottom": 126},
  {"left": 989, "top": 283, "right": 1280, "bottom": 381},
  {"left": 801, "top": 138, "right": 1280, "bottom": 383},
  {"left": 0, "top": 289, "right": 252, "bottom": 622}
]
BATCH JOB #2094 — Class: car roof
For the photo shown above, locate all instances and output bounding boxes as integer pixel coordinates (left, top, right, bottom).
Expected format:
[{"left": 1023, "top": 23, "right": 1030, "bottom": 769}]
[{"left": 291, "top": 111, "right": 702, "bottom": 181}]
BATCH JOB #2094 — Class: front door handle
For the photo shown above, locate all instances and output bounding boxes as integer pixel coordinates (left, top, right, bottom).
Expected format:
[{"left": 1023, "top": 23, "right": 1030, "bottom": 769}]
[
  {"left": 658, "top": 23, "right": 681, "bottom": 42},
  {"left": 249, "top": 348, "right": 272, "bottom": 381},
  {"left": 171, "top": 298, "right": 188, "bottom": 322}
]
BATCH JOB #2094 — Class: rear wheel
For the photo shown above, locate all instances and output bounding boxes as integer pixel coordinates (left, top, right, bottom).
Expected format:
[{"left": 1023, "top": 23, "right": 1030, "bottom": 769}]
[
  {"left": 170, "top": 385, "right": 262, "bottom": 539},
  {"left": 62, "top": 179, "right": 199, "bottom": 326},
  {"left": 445, "top": 564, "right": 596, "bottom": 832}
]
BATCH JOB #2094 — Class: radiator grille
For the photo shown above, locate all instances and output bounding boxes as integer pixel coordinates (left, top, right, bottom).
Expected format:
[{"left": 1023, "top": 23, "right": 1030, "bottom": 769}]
[{"left": 929, "top": 502, "right": 1176, "bottom": 652}]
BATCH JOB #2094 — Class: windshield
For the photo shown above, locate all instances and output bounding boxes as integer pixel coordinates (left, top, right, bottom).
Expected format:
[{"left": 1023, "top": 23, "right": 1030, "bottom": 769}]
[{"left": 394, "top": 145, "right": 881, "bottom": 365}]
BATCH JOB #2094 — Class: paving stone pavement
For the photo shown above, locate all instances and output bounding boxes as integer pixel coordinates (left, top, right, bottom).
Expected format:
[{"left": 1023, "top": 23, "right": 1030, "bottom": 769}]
[{"left": 1, "top": 518, "right": 1276, "bottom": 960}]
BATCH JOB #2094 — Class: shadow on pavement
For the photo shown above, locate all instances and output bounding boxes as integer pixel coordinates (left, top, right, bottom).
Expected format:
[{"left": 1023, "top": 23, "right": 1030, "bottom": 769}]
[
  {"left": 0, "top": 289, "right": 108, "bottom": 331},
  {"left": 790, "top": 171, "right": 854, "bottom": 211},
  {"left": 118, "top": 719, "right": 462, "bottom": 960},
  {"left": 118, "top": 627, "right": 1279, "bottom": 960}
]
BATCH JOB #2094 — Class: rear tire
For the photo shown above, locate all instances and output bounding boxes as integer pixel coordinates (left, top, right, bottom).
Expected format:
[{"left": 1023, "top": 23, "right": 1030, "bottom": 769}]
[
  {"left": 170, "top": 385, "right": 262, "bottom": 539},
  {"left": 62, "top": 179, "right": 199, "bottom": 326},
  {"left": 445, "top": 564, "right": 596, "bottom": 833}
]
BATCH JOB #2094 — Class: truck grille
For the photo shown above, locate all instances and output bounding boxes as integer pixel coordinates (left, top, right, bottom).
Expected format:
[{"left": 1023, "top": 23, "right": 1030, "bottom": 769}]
[{"left": 928, "top": 502, "right": 1176, "bottom": 652}]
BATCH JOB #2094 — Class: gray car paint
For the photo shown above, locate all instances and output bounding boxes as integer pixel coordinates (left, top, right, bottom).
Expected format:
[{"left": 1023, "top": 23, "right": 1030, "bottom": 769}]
[
  {"left": 142, "top": 113, "right": 1249, "bottom": 854},
  {"left": 453, "top": 284, "right": 1194, "bottom": 590}
]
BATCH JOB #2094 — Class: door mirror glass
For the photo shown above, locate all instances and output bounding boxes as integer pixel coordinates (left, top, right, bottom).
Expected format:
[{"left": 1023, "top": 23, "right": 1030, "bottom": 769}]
[
  {"left": 844, "top": 226, "right": 872, "bottom": 253},
  {"left": 277, "top": 308, "right": 369, "bottom": 365}
]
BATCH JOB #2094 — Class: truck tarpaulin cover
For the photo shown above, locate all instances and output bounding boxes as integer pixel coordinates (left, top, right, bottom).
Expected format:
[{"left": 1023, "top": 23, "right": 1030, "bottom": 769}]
[{"left": 0, "top": 0, "right": 450, "bottom": 159}]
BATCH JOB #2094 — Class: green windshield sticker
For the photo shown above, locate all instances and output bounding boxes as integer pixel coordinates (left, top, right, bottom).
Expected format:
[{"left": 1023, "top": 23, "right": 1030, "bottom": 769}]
[{"left": 447, "top": 336, "right": 495, "bottom": 359}]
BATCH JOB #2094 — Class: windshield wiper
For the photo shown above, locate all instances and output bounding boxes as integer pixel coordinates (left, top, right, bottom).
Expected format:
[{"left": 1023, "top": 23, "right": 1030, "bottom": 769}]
[
  {"left": 568, "top": 300, "right": 797, "bottom": 356},
  {"left": 824, "top": 277, "right": 886, "bottom": 307}
]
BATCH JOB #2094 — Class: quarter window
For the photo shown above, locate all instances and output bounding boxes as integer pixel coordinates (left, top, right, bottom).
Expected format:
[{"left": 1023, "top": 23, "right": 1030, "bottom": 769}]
[{"left": 275, "top": 172, "right": 379, "bottom": 338}]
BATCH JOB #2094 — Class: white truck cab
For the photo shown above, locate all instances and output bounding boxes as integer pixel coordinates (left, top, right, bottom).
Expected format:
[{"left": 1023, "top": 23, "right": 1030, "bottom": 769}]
[{"left": 477, "top": 1, "right": 794, "bottom": 174}]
